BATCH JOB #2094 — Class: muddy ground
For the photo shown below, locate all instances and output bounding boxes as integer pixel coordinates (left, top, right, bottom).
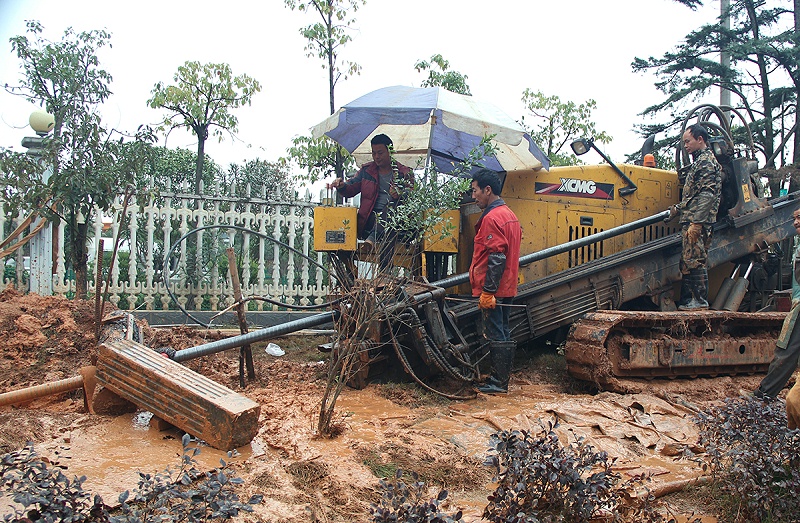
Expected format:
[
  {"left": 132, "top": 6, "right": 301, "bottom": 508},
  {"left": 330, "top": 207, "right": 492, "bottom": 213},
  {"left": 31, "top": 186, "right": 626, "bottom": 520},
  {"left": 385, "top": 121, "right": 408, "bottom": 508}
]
[{"left": 0, "top": 288, "right": 790, "bottom": 522}]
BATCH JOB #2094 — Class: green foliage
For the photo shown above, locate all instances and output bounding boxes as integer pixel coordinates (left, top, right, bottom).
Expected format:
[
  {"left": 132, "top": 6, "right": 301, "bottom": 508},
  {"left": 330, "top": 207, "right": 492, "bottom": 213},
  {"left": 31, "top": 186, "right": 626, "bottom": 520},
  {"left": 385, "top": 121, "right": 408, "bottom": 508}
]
[
  {"left": 0, "top": 435, "right": 262, "bottom": 523},
  {"left": 284, "top": 0, "right": 365, "bottom": 93},
  {"left": 5, "top": 20, "right": 155, "bottom": 297},
  {"left": 695, "top": 396, "right": 800, "bottom": 523},
  {"left": 414, "top": 54, "right": 471, "bottom": 95},
  {"left": 114, "top": 433, "right": 262, "bottom": 522},
  {"left": 0, "top": 148, "right": 47, "bottom": 211},
  {"left": 381, "top": 136, "right": 496, "bottom": 239},
  {"left": 127, "top": 144, "right": 219, "bottom": 193},
  {"left": 483, "top": 423, "right": 673, "bottom": 523},
  {"left": 520, "top": 90, "right": 612, "bottom": 167},
  {"left": 224, "top": 158, "right": 297, "bottom": 199},
  {"left": 370, "top": 469, "right": 462, "bottom": 523},
  {"left": 7, "top": 21, "right": 112, "bottom": 126},
  {"left": 284, "top": 0, "right": 364, "bottom": 179},
  {"left": 147, "top": 61, "right": 262, "bottom": 192},
  {"left": 281, "top": 135, "right": 355, "bottom": 184},
  {"left": 0, "top": 442, "right": 105, "bottom": 523},
  {"left": 631, "top": 0, "right": 799, "bottom": 165}
]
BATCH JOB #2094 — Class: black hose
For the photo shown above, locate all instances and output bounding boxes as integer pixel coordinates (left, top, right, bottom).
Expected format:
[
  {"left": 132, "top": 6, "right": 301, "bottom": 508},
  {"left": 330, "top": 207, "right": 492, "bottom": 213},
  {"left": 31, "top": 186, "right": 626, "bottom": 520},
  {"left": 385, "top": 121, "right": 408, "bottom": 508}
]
[
  {"left": 386, "top": 322, "right": 476, "bottom": 401},
  {"left": 162, "top": 224, "right": 340, "bottom": 328},
  {"left": 398, "top": 308, "right": 477, "bottom": 382}
]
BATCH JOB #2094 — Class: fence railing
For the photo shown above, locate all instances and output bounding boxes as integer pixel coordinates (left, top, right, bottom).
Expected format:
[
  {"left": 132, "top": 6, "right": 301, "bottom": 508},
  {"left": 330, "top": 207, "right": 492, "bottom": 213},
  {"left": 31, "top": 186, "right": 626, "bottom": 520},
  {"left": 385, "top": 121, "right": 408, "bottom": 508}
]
[{"left": 2, "top": 181, "right": 334, "bottom": 312}]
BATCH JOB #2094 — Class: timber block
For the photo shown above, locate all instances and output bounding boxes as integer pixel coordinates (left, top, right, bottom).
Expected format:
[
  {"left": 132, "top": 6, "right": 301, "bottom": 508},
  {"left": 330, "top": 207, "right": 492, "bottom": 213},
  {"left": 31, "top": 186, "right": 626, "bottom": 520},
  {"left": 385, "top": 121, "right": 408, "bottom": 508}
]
[{"left": 96, "top": 339, "right": 260, "bottom": 450}]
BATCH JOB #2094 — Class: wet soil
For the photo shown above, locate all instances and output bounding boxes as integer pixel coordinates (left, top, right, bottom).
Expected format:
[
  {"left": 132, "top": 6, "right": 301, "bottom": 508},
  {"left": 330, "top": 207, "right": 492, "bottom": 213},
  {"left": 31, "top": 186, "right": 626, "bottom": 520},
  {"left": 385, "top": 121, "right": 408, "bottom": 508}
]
[{"left": 0, "top": 288, "right": 789, "bottom": 522}]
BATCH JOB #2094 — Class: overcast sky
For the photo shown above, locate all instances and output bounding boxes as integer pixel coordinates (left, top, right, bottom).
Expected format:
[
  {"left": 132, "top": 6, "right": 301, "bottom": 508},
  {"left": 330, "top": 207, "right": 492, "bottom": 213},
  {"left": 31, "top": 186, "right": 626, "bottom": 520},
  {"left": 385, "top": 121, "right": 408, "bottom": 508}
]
[{"left": 0, "top": 0, "right": 723, "bottom": 185}]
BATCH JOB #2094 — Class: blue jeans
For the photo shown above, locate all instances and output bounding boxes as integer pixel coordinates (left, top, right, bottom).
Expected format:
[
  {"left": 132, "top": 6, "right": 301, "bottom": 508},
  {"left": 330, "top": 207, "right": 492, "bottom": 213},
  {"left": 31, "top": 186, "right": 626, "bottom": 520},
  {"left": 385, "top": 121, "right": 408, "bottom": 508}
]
[{"left": 481, "top": 297, "right": 513, "bottom": 341}]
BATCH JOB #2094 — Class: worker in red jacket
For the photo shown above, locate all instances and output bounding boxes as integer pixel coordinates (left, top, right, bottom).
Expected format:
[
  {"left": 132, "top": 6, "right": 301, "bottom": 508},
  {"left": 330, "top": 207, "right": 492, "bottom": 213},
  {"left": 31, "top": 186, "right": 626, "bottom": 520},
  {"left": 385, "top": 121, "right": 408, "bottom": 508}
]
[
  {"left": 329, "top": 134, "right": 414, "bottom": 270},
  {"left": 469, "top": 168, "right": 522, "bottom": 394}
]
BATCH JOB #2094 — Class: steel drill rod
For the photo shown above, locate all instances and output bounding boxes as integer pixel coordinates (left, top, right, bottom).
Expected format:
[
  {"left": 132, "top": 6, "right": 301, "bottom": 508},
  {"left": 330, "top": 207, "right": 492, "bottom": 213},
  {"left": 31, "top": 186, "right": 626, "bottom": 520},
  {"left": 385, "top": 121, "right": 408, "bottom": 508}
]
[
  {"left": 172, "top": 310, "right": 339, "bottom": 363},
  {"left": 432, "top": 210, "right": 671, "bottom": 290},
  {"left": 0, "top": 375, "right": 85, "bottom": 407}
]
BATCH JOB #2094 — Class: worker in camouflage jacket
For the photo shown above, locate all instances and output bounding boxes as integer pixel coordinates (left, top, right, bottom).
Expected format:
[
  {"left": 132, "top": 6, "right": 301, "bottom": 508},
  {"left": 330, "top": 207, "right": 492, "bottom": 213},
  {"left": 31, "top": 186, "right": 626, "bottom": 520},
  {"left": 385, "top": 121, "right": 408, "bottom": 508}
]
[{"left": 665, "top": 123, "right": 722, "bottom": 310}]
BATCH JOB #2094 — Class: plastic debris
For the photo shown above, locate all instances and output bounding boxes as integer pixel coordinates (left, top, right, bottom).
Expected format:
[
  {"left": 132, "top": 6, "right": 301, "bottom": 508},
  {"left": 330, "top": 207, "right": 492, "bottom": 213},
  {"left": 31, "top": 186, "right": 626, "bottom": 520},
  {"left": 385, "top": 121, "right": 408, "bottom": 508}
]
[{"left": 265, "top": 342, "right": 285, "bottom": 356}]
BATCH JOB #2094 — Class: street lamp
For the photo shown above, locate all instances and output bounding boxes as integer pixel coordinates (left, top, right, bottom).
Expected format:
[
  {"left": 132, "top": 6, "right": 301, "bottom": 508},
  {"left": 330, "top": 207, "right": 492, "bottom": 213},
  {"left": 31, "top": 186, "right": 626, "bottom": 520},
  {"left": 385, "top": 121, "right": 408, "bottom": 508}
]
[
  {"left": 570, "top": 137, "right": 638, "bottom": 196},
  {"left": 21, "top": 110, "right": 55, "bottom": 152},
  {"left": 21, "top": 110, "right": 56, "bottom": 295},
  {"left": 29, "top": 110, "right": 55, "bottom": 135}
]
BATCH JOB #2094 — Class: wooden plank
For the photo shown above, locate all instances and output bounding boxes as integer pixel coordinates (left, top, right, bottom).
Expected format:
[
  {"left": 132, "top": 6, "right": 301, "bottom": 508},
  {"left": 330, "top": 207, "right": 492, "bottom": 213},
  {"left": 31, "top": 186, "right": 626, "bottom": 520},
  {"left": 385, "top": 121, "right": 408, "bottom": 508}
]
[{"left": 96, "top": 339, "right": 260, "bottom": 450}]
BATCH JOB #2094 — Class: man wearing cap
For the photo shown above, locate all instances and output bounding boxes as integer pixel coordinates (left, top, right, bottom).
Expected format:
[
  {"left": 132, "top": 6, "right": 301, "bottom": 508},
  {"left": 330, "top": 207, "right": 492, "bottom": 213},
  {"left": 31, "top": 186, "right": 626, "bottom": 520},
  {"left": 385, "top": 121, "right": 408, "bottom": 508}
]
[
  {"left": 329, "top": 134, "right": 414, "bottom": 269},
  {"left": 469, "top": 168, "right": 522, "bottom": 394}
]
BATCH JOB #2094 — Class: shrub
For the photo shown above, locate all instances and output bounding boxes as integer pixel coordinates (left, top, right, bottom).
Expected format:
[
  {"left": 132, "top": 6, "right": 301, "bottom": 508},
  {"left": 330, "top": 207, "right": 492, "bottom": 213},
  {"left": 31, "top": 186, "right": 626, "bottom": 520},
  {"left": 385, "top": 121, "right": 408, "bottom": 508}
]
[
  {"left": 695, "top": 396, "right": 800, "bottom": 522},
  {"left": 483, "top": 421, "right": 674, "bottom": 523},
  {"left": 370, "top": 469, "right": 462, "bottom": 523},
  {"left": 0, "top": 434, "right": 262, "bottom": 523},
  {"left": 0, "top": 443, "right": 107, "bottom": 522}
]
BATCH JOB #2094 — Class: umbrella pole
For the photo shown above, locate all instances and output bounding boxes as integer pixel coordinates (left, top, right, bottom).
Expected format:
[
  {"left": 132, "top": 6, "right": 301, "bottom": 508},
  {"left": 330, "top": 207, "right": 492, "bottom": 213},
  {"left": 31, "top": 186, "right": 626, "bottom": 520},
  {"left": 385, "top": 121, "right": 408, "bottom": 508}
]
[{"left": 425, "top": 109, "right": 436, "bottom": 176}]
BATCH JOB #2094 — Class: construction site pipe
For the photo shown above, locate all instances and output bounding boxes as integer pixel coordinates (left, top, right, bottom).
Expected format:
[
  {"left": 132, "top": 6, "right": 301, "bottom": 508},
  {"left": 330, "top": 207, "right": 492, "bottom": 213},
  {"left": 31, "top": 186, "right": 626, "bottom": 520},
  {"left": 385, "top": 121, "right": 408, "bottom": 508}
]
[
  {"left": 0, "top": 375, "right": 84, "bottom": 407},
  {"left": 172, "top": 310, "right": 340, "bottom": 363},
  {"left": 432, "top": 210, "right": 671, "bottom": 290}
]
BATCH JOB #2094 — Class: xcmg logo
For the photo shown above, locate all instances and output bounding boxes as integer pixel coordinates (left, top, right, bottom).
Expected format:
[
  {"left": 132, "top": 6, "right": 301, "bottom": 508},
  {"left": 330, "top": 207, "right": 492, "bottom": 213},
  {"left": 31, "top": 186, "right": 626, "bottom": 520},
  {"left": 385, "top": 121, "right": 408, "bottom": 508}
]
[
  {"left": 535, "top": 179, "right": 614, "bottom": 200},
  {"left": 559, "top": 178, "right": 596, "bottom": 194}
]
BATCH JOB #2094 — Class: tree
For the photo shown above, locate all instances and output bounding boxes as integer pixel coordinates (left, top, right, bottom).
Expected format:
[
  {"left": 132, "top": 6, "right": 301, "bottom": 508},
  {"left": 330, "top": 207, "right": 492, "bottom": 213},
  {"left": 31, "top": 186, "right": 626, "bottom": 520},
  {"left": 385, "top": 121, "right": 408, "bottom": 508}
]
[
  {"left": 127, "top": 144, "right": 220, "bottom": 192},
  {"left": 5, "top": 21, "right": 152, "bottom": 298},
  {"left": 632, "top": 0, "right": 799, "bottom": 166},
  {"left": 147, "top": 61, "right": 261, "bottom": 193},
  {"left": 283, "top": 0, "right": 365, "bottom": 181},
  {"left": 282, "top": 135, "right": 354, "bottom": 184},
  {"left": 414, "top": 54, "right": 471, "bottom": 95},
  {"left": 223, "top": 158, "right": 297, "bottom": 200},
  {"left": 520, "top": 90, "right": 612, "bottom": 167}
]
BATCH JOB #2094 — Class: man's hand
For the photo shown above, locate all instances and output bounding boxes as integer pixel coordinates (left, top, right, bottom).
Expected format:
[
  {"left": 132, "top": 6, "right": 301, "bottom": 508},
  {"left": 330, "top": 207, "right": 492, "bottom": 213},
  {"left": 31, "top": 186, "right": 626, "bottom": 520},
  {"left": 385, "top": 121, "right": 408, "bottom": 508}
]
[
  {"left": 327, "top": 178, "right": 344, "bottom": 189},
  {"left": 687, "top": 223, "right": 702, "bottom": 242},
  {"left": 479, "top": 291, "right": 497, "bottom": 309},
  {"left": 388, "top": 184, "right": 399, "bottom": 199},
  {"left": 664, "top": 205, "right": 678, "bottom": 223}
]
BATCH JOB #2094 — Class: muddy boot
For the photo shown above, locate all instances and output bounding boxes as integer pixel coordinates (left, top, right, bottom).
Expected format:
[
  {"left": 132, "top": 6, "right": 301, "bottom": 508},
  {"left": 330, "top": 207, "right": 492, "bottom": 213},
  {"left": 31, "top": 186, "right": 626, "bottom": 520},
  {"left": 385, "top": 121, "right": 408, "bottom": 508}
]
[
  {"left": 678, "top": 268, "right": 709, "bottom": 310},
  {"left": 478, "top": 341, "right": 516, "bottom": 394},
  {"left": 676, "top": 276, "right": 692, "bottom": 309}
]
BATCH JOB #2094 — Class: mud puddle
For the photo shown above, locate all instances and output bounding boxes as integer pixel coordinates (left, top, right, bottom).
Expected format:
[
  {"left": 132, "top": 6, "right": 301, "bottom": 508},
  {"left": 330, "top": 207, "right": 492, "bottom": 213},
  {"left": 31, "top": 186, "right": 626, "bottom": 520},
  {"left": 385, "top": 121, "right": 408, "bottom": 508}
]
[{"left": 35, "top": 411, "right": 250, "bottom": 502}]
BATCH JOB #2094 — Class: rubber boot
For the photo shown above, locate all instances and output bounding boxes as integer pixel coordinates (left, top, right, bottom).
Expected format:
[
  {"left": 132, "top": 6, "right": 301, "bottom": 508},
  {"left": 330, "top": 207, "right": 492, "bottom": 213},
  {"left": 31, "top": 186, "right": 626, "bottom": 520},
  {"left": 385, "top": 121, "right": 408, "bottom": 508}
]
[
  {"left": 478, "top": 341, "right": 516, "bottom": 394},
  {"left": 676, "top": 277, "right": 692, "bottom": 309},
  {"left": 678, "top": 268, "right": 709, "bottom": 310}
]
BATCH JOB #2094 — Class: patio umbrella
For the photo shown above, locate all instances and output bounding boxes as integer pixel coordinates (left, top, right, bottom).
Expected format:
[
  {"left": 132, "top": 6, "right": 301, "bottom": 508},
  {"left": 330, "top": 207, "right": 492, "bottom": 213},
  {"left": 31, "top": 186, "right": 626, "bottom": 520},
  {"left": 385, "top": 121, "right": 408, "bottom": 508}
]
[{"left": 311, "top": 85, "right": 549, "bottom": 174}]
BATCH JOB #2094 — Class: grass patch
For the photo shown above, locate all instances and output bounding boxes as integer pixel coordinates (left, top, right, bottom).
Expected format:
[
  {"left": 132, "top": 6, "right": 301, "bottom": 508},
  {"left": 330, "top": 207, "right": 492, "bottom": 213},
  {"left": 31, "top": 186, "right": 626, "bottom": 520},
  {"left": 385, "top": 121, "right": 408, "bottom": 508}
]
[{"left": 377, "top": 382, "right": 450, "bottom": 408}]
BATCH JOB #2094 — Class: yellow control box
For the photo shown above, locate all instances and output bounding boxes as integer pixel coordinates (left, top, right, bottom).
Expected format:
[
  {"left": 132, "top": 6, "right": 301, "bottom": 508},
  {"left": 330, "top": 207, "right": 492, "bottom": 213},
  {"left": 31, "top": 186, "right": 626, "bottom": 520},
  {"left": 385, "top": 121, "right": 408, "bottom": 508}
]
[
  {"left": 314, "top": 206, "right": 358, "bottom": 251},
  {"left": 422, "top": 209, "right": 460, "bottom": 253}
]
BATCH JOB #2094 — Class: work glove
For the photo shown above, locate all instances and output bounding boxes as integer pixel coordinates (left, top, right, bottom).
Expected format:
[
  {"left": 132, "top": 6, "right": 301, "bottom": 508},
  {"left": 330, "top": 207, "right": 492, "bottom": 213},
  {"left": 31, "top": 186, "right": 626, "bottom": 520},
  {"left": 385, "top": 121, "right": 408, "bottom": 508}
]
[
  {"left": 664, "top": 205, "right": 678, "bottom": 223},
  {"left": 687, "top": 223, "right": 702, "bottom": 243},
  {"left": 479, "top": 291, "right": 497, "bottom": 310}
]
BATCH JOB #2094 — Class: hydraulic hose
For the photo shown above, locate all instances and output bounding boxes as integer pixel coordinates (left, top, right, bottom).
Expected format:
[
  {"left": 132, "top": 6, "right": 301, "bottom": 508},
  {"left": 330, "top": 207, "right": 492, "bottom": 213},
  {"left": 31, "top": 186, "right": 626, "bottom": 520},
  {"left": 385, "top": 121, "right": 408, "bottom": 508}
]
[{"left": 162, "top": 224, "right": 340, "bottom": 328}]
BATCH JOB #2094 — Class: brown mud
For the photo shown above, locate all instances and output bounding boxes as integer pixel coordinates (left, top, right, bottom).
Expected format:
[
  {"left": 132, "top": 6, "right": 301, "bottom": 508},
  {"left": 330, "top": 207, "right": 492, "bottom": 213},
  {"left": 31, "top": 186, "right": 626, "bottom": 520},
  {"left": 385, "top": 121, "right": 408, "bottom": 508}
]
[{"left": 0, "top": 288, "right": 790, "bottom": 522}]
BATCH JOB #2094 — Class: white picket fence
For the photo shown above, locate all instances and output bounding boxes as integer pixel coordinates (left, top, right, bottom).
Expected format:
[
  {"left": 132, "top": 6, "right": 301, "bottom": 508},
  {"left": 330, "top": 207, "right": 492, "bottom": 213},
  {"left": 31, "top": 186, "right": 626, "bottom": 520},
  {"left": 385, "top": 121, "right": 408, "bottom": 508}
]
[{"left": 1, "top": 181, "right": 333, "bottom": 312}]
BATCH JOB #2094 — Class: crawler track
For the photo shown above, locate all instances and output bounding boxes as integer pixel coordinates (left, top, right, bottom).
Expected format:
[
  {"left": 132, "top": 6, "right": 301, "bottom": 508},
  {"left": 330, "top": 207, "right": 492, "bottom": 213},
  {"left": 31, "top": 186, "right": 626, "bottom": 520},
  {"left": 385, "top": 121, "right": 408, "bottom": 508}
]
[{"left": 565, "top": 310, "right": 786, "bottom": 391}]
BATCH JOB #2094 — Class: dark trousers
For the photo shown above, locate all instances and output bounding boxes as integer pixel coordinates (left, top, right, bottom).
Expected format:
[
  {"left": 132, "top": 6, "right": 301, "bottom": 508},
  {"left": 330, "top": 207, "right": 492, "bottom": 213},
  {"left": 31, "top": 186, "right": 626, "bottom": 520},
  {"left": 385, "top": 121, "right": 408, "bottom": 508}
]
[
  {"left": 758, "top": 320, "right": 800, "bottom": 398},
  {"left": 362, "top": 210, "right": 398, "bottom": 270},
  {"left": 481, "top": 298, "right": 513, "bottom": 341}
]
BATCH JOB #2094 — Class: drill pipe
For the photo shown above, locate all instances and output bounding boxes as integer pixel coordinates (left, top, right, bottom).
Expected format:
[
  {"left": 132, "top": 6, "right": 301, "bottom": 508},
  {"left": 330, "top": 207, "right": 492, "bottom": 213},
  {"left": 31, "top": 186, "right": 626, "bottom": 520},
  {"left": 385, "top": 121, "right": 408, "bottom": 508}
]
[
  {"left": 172, "top": 310, "right": 339, "bottom": 363},
  {"left": 0, "top": 367, "right": 96, "bottom": 411},
  {"left": 432, "top": 210, "right": 671, "bottom": 290},
  {"left": 170, "top": 211, "right": 670, "bottom": 363}
]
